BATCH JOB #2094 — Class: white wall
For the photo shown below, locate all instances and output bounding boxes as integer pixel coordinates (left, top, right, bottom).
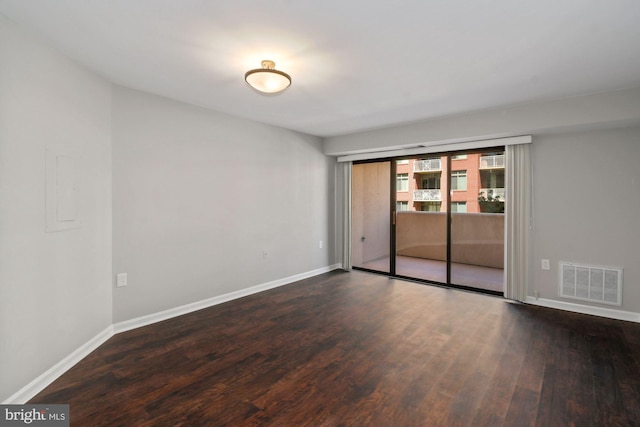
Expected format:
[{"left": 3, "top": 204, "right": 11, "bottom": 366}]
[
  {"left": 112, "top": 87, "right": 336, "bottom": 322},
  {"left": 0, "top": 16, "right": 113, "bottom": 402},
  {"left": 324, "top": 88, "right": 640, "bottom": 156},
  {"left": 531, "top": 128, "right": 640, "bottom": 313}
]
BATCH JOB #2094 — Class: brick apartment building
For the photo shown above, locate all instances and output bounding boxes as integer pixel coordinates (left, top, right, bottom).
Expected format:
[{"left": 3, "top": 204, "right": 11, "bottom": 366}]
[{"left": 395, "top": 152, "right": 505, "bottom": 213}]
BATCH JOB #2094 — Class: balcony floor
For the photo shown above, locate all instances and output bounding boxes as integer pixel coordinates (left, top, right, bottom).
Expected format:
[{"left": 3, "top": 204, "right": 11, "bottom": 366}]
[{"left": 358, "top": 255, "right": 504, "bottom": 294}]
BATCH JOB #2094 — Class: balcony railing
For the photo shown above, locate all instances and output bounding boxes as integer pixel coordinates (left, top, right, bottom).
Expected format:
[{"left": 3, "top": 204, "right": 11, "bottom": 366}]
[
  {"left": 479, "top": 154, "right": 505, "bottom": 169},
  {"left": 413, "top": 189, "right": 442, "bottom": 202},
  {"left": 480, "top": 188, "right": 505, "bottom": 200},
  {"left": 396, "top": 211, "right": 504, "bottom": 269},
  {"left": 413, "top": 159, "right": 442, "bottom": 173}
]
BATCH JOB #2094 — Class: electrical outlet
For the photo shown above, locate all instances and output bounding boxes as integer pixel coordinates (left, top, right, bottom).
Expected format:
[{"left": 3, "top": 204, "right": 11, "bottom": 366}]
[
  {"left": 116, "top": 273, "right": 128, "bottom": 287},
  {"left": 541, "top": 259, "right": 550, "bottom": 270}
]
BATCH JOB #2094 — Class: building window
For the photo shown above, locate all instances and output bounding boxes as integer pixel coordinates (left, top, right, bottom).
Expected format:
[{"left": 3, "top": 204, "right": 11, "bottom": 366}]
[
  {"left": 421, "top": 202, "right": 441, "bottom": 212},
  {"left": 396, "top": 173, "right": 409, "bottom": 192},
  {"left": 451, "top": 202, "right": 467, "bottom": 213},
  {"left": 396, "top": 159, "right": 409, "bottom": 165},
  {"left": 421, "top": 175, "right": 441, "bottom": 189},
  {"left": 452, "top": 154, "right": 467, "bottom": 160},
  {"left": 480, "top": 169, "right": 505, "bottom": 189},
  {"left": 451, "top": 170, "right": 467, "bottom": 191},
  {"left": 396, "top": 201, "right": 409, "bottom": 211}
]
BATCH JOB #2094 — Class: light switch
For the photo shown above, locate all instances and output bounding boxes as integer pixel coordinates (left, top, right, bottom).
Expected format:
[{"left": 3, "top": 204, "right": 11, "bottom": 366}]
[{"left": 116, "top": 273, "right": 128, "bottom": 287}]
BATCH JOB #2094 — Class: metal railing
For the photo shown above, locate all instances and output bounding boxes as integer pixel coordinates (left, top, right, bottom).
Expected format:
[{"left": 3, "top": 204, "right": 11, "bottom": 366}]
[
  {"left": 413, "top": 189, "right": 442, "bottom": 202},
  {"left": 413, "top": 158, "right": 442, "bottom": 172},
  {"left": 479, "top": 154, "right": 505, "bottom": 169},
  {"left": 479, "top": 188, "right": 505, "bottom": 200}
]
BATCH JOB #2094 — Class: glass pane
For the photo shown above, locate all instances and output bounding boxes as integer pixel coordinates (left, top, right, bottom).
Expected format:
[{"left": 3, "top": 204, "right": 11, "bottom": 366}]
[
  {"left": 451, "top": 170, "right": 467, "bottom": 190},
  {"left": 351, "top": 162, "right": 390, "bottom": 273},
  {"left": 396, "top": 173, "right": 409, "bottom": 192},
  {"left": 395, "top": 156, "right": 447, "bottom": 282},
  {"left": 451, "top": 151, "right": 504, "bottom": 293}
]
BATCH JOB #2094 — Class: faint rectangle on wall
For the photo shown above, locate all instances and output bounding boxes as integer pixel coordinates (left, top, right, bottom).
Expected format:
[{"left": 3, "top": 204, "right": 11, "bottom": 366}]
[
  {"left": 559, "top": 262, "right": 622, "bottom": 306},
  {"left": 46, "top": 146, "right": 82, "bottom": 232}
]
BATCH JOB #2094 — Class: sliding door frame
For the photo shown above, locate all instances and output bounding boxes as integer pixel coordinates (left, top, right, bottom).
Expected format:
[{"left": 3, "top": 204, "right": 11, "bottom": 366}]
[
  {"left": 352, "top": 147, "right": 506, "bottom": 297},
  {"left": 389, "top": 159, "right": 397, "bottom": 276}
]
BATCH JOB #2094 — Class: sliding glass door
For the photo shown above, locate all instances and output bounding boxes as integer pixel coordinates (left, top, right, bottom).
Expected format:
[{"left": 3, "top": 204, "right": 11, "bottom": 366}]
[
  {"left": 449, "top": 151, "right": 505, "bottom": 293},
  {"left": 395, "top": 157, "right": 448, "bottom": 282},
  {"left": 352, "top": 148, "right": 505, "bottom": 295},
  {"left": 351, "top": 162, "right": 391, "bottom": 273}
]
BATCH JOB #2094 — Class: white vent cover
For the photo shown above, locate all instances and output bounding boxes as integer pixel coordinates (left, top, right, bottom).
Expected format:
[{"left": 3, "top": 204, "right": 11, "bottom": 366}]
[{"left": 559, "top": 262, "right": 622, "bottom": 306}]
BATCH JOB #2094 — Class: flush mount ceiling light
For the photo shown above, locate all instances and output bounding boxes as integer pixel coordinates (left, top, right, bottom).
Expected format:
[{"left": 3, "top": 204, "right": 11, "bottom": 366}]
[{"left": 244, "top": 60, "right": 291, "bottom": 94}]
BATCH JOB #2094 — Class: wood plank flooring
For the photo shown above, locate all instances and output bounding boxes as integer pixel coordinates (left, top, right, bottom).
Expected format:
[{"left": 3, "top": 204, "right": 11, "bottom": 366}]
[{"left": 30, "top": 270, "right": 640, "bottom": 426}]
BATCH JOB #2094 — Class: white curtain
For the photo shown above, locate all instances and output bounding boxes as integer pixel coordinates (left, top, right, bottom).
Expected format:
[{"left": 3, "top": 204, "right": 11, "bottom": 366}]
[
  {"left": 341, "top": 162, "right": 352, "bottom": 270},
  {"left": 504, "top": 143, "right": 532, "bottom": 301}
]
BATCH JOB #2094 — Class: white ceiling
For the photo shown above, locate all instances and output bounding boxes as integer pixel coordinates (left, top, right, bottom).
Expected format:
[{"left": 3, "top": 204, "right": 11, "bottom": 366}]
[{"left": 1, "top": 0, "right": 640, "bottom": 137}]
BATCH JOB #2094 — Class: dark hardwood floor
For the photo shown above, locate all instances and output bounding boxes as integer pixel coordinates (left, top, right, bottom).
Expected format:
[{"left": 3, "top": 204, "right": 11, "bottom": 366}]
[{"left": 31, "top": 270, "right": 640, "bottom": 426}]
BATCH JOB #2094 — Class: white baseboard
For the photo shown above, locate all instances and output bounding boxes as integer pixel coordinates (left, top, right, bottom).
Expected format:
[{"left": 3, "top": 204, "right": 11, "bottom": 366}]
[
  {"left": 113, "top": 264, "right": 342, "bottom": 334},
  {"left": 3, "top": 325, "right": 114, "bottom": 404},
  {"left": 5, "top": 264, "right": 342, "bottom": 404},
  {"left": 526, "top": 296, "right": 640, "bottom": 323}
]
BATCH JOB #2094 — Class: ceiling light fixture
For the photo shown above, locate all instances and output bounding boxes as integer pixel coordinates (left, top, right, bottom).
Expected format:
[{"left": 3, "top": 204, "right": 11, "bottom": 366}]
[{"left": 244, "top": 60, "right": 291, "bottom": 94}]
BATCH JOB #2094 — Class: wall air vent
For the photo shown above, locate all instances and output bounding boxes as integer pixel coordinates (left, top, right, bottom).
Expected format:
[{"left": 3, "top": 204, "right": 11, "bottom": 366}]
[{"left": 559, "top": 262, "right": 622, "bottom": 306}]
